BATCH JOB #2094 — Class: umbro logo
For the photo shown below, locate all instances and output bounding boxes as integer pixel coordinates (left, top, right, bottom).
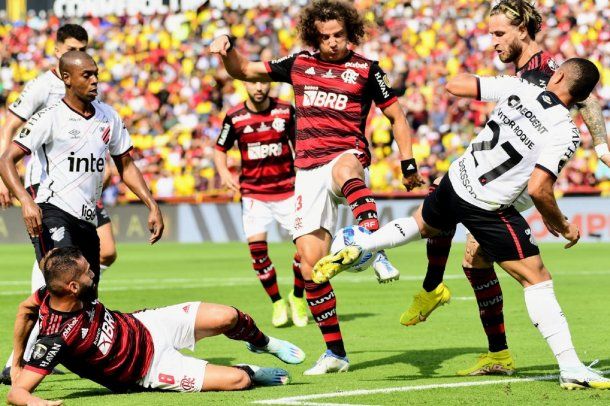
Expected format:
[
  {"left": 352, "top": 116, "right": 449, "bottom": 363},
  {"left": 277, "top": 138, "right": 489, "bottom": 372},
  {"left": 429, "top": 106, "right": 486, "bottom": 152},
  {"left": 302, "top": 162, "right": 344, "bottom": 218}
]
[
  {"left": 305, "top": 67, "right": 316, "bottom": 75},
  {"left": 69, "top": 129, "right": 80, "bottom": 138},
  {"left": 49, "top": 227, "right": 65, "bottom": 242},
  {"left": 244, "top": 125, "right": 254, "bottom": 133}
]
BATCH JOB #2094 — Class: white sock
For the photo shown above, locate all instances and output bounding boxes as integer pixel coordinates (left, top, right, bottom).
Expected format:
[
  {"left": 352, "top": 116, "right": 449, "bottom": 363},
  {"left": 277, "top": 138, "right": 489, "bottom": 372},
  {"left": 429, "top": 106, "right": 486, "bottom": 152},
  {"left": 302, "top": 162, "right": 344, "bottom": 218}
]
[
  {"left": 4, "top": 352, "right": 13, "bottom": 369},
  {"left": 23, "top": 323, "right": 40, "bottom": 363},
  {"left": 524, "top": 280, "right": 582, "bottom": 370},
  {"left": 31, "top": 260, "right": 45, "bottom": 293},
  {"left": 361, "top": 217, "right": 421, "bottom": 252},
  {"left": 100, "top": 264, "right": 109, "bottom": 275}
]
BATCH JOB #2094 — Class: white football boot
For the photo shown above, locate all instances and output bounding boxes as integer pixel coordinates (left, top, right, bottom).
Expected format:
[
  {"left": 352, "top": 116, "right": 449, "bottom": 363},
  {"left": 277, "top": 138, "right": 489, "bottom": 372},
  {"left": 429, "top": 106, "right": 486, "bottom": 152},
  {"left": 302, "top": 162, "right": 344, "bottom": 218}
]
[
  {"left": 303, "top": 350, "right": 349, "bottom": 375},
  {"left": 372, "top": 250, "right": 400, "bottom": 283}
]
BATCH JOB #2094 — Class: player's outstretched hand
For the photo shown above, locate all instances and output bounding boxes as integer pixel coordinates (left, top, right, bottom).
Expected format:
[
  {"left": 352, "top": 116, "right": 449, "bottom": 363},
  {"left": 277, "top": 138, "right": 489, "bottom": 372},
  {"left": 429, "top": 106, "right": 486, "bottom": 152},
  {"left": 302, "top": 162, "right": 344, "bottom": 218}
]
[
  {"left": 0, "top": 178, "right": 11, "bottom": 209},
  {"left": 562, "top": 223, "right": 580, "bottom": 249},
  {"left": 402, "top": 173, "right": 425, "bottom": 191},
  {"left": 148, "top": 207, "right": 164, "bottom": 245},
  {"left": 209, "top": 35, "right": 231, "bottom": 56},
  {"left": 21, "top": 200, "right": 42, "bottom": 237}
]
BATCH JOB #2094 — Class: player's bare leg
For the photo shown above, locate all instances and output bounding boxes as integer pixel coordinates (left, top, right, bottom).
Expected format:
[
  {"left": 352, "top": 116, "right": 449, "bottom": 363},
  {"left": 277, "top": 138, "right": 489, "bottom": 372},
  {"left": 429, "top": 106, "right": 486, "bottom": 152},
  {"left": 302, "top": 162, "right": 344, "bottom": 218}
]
[
  {"left": 297, "top": 230, "right": 349, "bottom": 375},
  {"left": 498, "top": 256, "right": 610, "bottom": 389},
  {"left": 98, "top": 222, "right": 117, "bottom": 274},
  {"left": 193, "top": 303, "right": 304, "bottom": 365},
  {"left": 457, "top": 234, "right": 514, "bottom": 376},
  {"left": 247, "top": 233, "right": 288, "bottom": 327},
  {"left": 332, "top": 153, "right": 399, "bottom": 283}
]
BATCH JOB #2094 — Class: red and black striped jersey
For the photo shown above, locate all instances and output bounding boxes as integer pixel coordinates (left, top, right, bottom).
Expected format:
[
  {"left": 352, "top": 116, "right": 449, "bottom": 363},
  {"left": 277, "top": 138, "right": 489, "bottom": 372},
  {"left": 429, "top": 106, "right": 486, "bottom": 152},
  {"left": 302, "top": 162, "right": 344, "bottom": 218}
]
[
  {"left": 264, "top": 50, "right": 398, "bottom": 170},
  {"left": 216, "top": 98, "right": 296, "bottom": 201},
  {"left": 516, "top": 51, "right": 558, "bottom": 88},
  {"left": 25, "top": 287, "right": 154, "bottom": 393}
]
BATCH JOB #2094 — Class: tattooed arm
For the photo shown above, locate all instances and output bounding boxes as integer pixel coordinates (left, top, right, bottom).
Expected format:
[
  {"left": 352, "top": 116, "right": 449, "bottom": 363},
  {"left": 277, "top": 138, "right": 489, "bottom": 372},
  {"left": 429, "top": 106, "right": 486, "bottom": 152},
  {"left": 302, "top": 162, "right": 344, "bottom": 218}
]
[{"left": 576, "top": 94, "right": 610, "bottom": 167}]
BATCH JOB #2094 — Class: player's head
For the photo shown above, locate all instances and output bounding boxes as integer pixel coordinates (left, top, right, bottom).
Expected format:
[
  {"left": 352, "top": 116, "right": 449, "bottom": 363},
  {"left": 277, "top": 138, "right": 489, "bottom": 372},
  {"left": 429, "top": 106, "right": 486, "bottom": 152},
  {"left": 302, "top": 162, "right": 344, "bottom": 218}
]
[
  {"left": 40, "top": 247, "right": 96, "bottom": 302},
  {"left": 489, "top": 0, "right": 542, "bottom": 63},
  {"left": 59, "top": 50, "right": 99, "bottom": 102},
  {"left": 297, "top": 0, "right": 365, "bottom": 61},
  {"left": 244, "top": 81, "right": 271, "bottom": 104},
  {"left": 55, "top": 24, "right": 88, "bottom": 60},
  {"left": 547, "top": 58, "right": 600, "bottom": 104}
]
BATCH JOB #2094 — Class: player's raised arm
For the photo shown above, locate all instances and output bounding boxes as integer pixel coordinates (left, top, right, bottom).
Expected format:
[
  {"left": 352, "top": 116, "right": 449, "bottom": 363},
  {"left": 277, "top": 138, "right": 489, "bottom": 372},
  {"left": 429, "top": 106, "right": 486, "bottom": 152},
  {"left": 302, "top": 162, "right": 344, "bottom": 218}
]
[
  {"left": 445, "top": 73, "right": 479, "bottom": 98},
  {"left": 209, "top": 35, "right": 272, "bottom": 82},
  {"left": 7, "top": 369, "right": 60, "bottom": 406},
  {"left": 112, "top": 153, "right": 164, "bottom": 244},
  {"left": 575, "top": 94, "right": 610, "bottom": 167}
]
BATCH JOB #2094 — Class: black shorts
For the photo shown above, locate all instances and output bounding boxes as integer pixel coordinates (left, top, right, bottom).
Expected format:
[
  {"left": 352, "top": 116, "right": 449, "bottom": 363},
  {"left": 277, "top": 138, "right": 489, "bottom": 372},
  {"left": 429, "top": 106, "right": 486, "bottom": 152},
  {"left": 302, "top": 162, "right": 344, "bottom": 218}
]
[
  {"left": 422, "top": 176, "right": 539, "bottom": 262},
  {"left": 32, "top": 203, "right": 101, "bottom": 284},
  {"left": 29, "top": 184, "right": 111, "bottom": 228}
]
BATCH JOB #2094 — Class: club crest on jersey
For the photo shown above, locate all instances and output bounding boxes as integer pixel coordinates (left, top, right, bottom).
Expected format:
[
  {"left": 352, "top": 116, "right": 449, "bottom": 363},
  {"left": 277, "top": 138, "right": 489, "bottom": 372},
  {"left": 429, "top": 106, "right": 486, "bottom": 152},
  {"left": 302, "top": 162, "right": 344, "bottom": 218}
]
[
  {"left": 180, "top": 376, "right": 196, "bottom": 391},
  {"left": 341, "top": 69, "right": 358, "bottom": 84},
  {"left": 322, "top": 69, "right": 336, "bottom": 79},
  {"left": 272, "top": 118, "right": 286, "bottom": 132},
  {"left": 50, "top": 227, "right": 66, "bottom": 242},
  {"left": 99, "top": 126, "right": 110, "bottom": 144}
]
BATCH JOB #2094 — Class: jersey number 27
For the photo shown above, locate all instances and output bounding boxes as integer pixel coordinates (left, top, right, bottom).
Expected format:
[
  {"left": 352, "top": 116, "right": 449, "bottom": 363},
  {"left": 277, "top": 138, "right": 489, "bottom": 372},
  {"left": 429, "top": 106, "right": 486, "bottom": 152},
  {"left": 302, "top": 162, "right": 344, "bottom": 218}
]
[{"left": 471, "top": 120, "right": 523, "bottom": 185}]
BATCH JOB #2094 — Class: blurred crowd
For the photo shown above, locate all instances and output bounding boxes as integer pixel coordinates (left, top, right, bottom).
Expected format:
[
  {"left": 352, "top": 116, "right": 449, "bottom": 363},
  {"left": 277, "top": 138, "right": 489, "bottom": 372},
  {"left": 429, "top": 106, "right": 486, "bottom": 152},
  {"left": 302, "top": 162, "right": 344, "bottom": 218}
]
[{"left": 1, "top": 0, "right": 609, "bottom": 204}]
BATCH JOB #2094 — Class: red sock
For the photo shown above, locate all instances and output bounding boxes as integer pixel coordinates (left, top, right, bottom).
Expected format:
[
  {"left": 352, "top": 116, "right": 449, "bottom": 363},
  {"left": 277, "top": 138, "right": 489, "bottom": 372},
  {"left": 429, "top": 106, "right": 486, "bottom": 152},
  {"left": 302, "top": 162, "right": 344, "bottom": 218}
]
[
  {"left": 305, "top": 280, "right": 345, "bottom": 357},
  {"left": 341, "top": 178, "right": 379, "bottom": 232},
  {"left": 248, "top": 241, "right": 280, "bottom": 302},
  {"left": 224, "top": 308, "right": 269, "bottom": 348},
  {"left": 292, "top": 253, "right": 304, "bottom": 298},
  {"left": 463, "top": 267, "right": 507, "bottom": 352}
]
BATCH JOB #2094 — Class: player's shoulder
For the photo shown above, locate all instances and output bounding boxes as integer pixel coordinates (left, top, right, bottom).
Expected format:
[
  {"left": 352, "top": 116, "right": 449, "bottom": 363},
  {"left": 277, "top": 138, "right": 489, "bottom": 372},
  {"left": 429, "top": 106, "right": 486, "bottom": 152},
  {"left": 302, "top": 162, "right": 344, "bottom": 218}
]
[
  {"left": 269, "top": 50, "right": 310, "bottom": 65},
  {"left": 28, "top": 100, "right": 63, "bottom": 121},
  {"left": 226, "top": 102, "right": 246, "bottom": 117},
  {"left": 93, "top": 100, "right": 121, "bottom": 120},
  {"left": 348, "top": 51, "right": 377, "bottom": 68}
]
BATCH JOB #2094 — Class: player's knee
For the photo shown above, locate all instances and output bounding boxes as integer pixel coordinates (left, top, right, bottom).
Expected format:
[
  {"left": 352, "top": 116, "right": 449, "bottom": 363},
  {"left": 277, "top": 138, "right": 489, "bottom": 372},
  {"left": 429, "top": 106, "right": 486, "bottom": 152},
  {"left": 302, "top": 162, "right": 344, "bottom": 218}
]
[
  {"left": 462, "top": 235, "right": 491, "bottom": 268},
  {"left": 209, "top": 305, "right": 239, "bottom": 332},
  {"left": 229, "top": 368, "right": 251, "bottom": 390},
  {"left": 100, "top": 250, "right": 117, "bottom": 267}
]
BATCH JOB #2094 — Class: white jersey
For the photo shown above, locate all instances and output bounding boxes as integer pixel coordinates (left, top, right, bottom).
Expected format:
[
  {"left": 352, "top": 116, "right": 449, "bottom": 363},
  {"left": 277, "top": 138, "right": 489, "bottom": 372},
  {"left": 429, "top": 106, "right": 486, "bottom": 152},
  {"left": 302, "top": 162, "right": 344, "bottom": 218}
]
[
  {"left": 448, "top": 75, "right": 580, "bottom": 211},
  {"left": 9, "top": 70, "right": 66, "bottom": 188},
  {"left": 14, "top": 100, "right": 132, "bottom": 225}
]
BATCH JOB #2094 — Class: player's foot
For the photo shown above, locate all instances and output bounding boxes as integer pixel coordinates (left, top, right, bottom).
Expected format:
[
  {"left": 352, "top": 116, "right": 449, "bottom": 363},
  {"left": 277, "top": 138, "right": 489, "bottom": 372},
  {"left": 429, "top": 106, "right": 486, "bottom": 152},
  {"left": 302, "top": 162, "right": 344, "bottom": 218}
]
[
  {"left": 272, "top": 298, "right": 289, "bottom": 327},
  {"left": 372, "top": 250, "right": 400, "bottom": 283},
  {"left": 560, "top": 361, "right": 610, "bottom": 390},
  {"left": 239, "top": 364, "right": 291, "bottom": 386},
  {"left": 303, "top": 350, "right": 349, "bottom": 375},
  {"left": 0, "top": 367, "right": 10, "bottom": 385},
  {"left": 288, "top": 290, "right": 308, "bottom": 327},
  {"left": 456, "top": 350, "right": 516, "bottom": 376},
  {"left": 400, "top": 283, "right": 451, "bottom": 326},
  {"left": 312, "top": 246, "right": 363, "bottom": 284},
  {"left": 247, "top": 336, "right": 305, "bottom": 364}
]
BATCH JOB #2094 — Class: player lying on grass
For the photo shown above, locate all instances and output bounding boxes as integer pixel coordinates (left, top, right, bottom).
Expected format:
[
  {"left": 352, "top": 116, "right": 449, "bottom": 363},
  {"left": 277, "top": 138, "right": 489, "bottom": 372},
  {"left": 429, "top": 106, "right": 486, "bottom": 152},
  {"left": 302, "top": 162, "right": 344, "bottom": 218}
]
[
  {"left": 7, "top": 247, "right": 305, "bottom": 406},
  {"left": 313, "top": 59, "right": 610, "bottom": 389}
]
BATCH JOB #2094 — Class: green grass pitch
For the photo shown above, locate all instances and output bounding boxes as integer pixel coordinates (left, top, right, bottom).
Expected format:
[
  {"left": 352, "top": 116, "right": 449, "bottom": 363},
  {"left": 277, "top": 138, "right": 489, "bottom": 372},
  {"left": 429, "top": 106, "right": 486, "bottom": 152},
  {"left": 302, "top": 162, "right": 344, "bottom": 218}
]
[{"left": 1, "top": 242, "right": 609, "bottom": 405}]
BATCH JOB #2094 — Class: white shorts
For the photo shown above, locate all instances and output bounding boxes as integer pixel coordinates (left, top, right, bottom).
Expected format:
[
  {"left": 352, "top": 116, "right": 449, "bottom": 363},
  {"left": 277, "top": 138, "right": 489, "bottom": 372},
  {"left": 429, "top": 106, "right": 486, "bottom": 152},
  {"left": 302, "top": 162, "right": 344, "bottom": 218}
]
[
  {"left": 134, "top": 302, "right": 206, "bottom": 393},
  {"left": 242, "top": 195, "right": 295, "bottom": 238},
  {"left": 292, "top": 149, "right": 368, "bottom": 240}
]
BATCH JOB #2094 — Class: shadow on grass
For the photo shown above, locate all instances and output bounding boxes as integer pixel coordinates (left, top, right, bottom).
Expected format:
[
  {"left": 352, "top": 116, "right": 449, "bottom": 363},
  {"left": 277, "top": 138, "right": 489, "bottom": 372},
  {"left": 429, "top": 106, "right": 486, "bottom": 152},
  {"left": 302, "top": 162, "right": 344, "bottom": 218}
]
[
  {"left": 339, "top": 312, "right": 376, "bottom": 322},
  {"left": 61, "top": 388, "right": 113, "bottom": 400}
]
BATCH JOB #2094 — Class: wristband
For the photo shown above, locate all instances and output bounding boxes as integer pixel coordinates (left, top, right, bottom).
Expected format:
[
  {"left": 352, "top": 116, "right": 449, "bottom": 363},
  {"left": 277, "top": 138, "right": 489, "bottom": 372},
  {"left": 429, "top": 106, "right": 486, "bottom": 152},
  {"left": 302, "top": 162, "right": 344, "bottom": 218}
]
[
  {"left": 595, "top": 143, "right": 610, "bottom": 158},
  {"left": 226, "top": 35, "right": 236, "bottom": 52},
  {"left": 401, "top": 158, "right": 418, "bottom": 177}
]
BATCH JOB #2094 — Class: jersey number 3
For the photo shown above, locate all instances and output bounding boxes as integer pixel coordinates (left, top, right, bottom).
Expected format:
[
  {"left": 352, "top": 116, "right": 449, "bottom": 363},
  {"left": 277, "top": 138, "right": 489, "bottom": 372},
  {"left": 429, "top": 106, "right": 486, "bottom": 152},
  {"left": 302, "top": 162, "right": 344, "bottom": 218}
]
[{"left": 471, "top": 120, "right": 523, "bottom": 185}]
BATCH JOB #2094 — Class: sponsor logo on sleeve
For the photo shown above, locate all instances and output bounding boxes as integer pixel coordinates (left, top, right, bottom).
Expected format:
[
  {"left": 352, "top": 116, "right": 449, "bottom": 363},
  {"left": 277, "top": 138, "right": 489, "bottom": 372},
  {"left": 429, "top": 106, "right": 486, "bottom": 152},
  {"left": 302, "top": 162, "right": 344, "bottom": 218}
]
[{"left": 375, "top": 72, "right": 390, "bottom": 98}]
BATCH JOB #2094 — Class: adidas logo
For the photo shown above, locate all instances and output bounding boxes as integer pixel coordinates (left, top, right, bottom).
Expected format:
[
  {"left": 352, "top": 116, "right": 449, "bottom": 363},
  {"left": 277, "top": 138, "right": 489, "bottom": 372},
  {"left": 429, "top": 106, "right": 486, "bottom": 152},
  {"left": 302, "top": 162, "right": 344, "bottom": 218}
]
[
  {"left": 406, "top": 164, "right": 415, "bottom": 170},
  {"left": 305, "top": 67, "right": 315, "bottom": 75},
  {"left": 244, "top": 125, "right": 254, "bottom": 133}
]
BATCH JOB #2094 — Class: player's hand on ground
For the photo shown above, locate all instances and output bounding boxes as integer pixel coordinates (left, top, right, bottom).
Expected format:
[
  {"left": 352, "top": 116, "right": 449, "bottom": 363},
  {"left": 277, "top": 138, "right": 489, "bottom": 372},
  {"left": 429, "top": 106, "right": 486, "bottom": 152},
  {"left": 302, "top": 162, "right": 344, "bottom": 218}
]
[
  {"left": 21, "top": 199, "right": 42, "bottom": 237},
  {"left": 148, "top": 207, "right": 164, "bottom": 244},
  {"left": 600, "top": 153, "right": 610, "bottom": 168},
  {"left": 561, "top": 223, "right": 580, "bottom": 249},
  {"left": 220, "top": 173, "right": 239, "bottom": 193},
  {"left": 402, "top": 173, "right": 425, "bottom": 191},
  {"left": 209, "top": 35, "right": 231, "bottom": 56},
  {"left": 0, "top": 178, "right": 12, "bottom": 209}
]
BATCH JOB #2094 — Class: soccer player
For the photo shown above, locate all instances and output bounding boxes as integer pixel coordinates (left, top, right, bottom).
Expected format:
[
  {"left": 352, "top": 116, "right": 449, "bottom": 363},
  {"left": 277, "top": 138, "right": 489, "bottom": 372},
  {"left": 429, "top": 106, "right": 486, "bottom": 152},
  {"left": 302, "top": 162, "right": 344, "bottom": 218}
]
[
  {"left": 214, "top": 81, "right": 308, "bottom": 328},
  {"left": 6, "top": 247, "right": 305, "bottom": 405},
  {"left": 315, "top": 59, "right": 610, "bottom": 389},
  {"left": 210, "top": 0, "right": 422, "bottom": 374},
  {"left": 0, "top": 51, "right": 164, "bottom": 383},
  {"left": 401, "top": 0, "right": 610, "bottom": 376},
  {"left": 0, "top": 24, "right": 119, "bottom": 290}
]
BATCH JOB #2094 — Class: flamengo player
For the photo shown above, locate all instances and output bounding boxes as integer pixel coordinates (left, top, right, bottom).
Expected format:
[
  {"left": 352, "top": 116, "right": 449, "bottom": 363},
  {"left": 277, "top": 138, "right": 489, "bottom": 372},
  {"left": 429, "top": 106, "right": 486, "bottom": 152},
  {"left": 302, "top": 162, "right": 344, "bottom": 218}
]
[
  {"left": 316, "top": 59, "right": 610, "bottom": 389},
  {"left": 214, "top": 81, "right": 308, "bottom": 328},
  {"left": 402, "top": 0, "right": 610, "bottom": 377},
  {"left": 7, "top": 247, "right": 304, "bottom": 405},
  {"left": 210, "top": 0, "right": 422, "bottom": 374}
]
